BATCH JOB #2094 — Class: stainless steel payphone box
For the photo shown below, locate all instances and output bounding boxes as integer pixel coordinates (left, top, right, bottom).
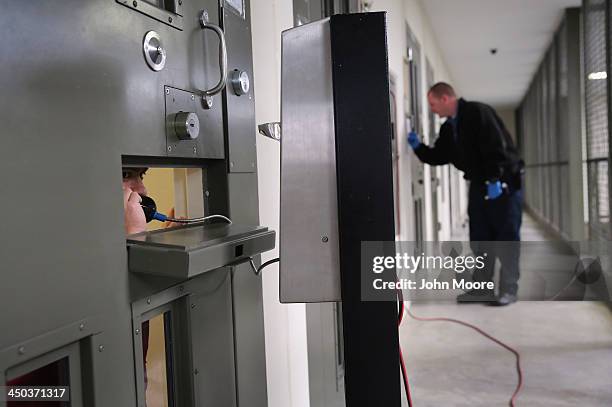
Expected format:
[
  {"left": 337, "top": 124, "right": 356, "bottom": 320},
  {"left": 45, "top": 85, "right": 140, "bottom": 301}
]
[{"left": 280, "top": 18, "right": 342, "bottom": 303}]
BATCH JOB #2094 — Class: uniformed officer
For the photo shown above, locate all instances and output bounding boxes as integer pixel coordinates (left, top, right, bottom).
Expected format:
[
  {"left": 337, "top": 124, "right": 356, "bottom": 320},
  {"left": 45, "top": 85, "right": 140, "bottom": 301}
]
[{"left": 408, "top": 82, "right": 523, "bottom": 306}]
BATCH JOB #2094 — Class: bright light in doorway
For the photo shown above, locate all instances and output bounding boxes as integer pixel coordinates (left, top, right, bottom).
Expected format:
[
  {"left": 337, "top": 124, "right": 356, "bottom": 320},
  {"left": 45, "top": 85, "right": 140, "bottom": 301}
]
[{"left": 588, "top": 71, "right": 607, "bottom": 80}]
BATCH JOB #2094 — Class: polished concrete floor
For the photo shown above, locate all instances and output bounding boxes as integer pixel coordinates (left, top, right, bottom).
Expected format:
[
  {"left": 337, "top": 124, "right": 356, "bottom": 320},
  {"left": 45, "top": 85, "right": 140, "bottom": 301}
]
[{"left": 400, "top": 214, "right": 612, "bottom": 406}]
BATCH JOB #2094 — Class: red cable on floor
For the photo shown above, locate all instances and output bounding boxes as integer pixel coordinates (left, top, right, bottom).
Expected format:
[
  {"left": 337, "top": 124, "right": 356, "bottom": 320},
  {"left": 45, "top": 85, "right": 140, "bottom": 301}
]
[
  {"left": 397, "top": 296, "right": 413, "bottom": 407},
  {"left": 405, "top": 307, "right": 523, "bottom": 407}
]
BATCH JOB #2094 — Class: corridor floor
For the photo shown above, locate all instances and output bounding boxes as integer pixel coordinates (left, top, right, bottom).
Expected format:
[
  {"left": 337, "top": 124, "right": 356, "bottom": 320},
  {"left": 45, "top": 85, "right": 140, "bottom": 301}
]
[{"left": 400, "top": 214, "right": 612, "bottom": 406}]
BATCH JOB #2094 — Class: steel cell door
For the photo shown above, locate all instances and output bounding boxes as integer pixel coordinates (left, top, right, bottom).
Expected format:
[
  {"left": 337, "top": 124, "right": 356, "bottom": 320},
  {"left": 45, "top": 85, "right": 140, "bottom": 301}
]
[
  {"left": 404, "top": 24, "right": 425, "bottom": 245},
  {"left": 426, "top": 58, "right": 441, "bottom": 241},
  {"left": 390, "top": 74, "right": 402, "bottom": 238}
]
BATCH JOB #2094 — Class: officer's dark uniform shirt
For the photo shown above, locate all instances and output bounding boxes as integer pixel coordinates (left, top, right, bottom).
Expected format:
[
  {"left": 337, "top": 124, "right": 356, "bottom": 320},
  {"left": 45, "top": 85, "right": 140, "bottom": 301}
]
[{"left": 414, "top": 98, "right": 522, "bottom": 187}]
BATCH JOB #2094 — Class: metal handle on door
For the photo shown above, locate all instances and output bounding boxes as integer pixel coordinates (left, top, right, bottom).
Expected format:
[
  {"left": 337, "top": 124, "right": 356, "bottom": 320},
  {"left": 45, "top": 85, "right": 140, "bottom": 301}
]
[
  {"left": 258, "top": 122, "right": 281, "bottom": 141},
  {"left": 199, "top": 10, "right": 228, "bottom": 97}
]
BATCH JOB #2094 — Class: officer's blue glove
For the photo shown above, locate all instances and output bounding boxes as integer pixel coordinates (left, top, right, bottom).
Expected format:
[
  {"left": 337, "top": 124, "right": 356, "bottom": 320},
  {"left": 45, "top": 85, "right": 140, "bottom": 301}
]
[
  {"left": 407, "top": 131, "right": 421, "bottom": 149},
  {"left": 485, "top": 180, "right": 504, "bottom": 200}
]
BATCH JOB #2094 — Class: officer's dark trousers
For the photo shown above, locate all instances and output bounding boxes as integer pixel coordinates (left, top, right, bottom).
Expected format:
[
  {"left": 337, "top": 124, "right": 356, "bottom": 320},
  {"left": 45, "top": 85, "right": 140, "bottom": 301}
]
[{"left": 468, "top": 182, "right": 523, "bottom": 296}]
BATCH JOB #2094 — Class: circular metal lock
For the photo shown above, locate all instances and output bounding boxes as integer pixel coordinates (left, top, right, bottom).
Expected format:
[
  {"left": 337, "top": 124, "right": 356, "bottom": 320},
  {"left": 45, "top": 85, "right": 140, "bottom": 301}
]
[
  {"left": 143, "top": 31, "right": 166, "bottom": 72},
  {"left": 174, "top": 112, "right": 200, "bottom": 140},
  {"left": 230, "top": 70, "right": 250, "bottom": 96}
]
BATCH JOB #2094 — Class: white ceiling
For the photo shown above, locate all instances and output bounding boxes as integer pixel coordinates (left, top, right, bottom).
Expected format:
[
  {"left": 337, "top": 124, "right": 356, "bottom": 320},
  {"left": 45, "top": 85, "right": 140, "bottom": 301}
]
[{"left": 420, "top": 0, "right": 581, "bottom": 108}]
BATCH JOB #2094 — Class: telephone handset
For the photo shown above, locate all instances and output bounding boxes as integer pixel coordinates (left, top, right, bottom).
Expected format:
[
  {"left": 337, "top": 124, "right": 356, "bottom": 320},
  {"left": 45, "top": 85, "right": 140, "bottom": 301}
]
[{"left": 139, "top": 194, "right": 163, "bottom": 223}]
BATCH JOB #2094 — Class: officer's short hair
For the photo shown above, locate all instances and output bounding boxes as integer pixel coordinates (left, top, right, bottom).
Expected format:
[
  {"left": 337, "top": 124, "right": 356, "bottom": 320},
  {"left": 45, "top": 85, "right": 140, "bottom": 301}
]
[{"left": 428, "top": 82, "right": 456, "bottom": 98}]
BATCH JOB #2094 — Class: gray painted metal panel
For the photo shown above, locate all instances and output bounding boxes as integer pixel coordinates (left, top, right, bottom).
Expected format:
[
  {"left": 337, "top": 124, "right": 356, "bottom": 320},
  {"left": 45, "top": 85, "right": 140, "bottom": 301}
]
[
  {"left": 306, "top": 303, "right": 346, "bottom": 407},
  {"left": 165, "top": 85, "right": 224, "bottom": 158},
  {"left": 230, "top": 263, "right": 268, "bottom": 407},
  {"left": 223, "top": 1, "right": 257, "bottom": 173},
  {"left": 130, "top": 270, "right": 239, "bottom": 407},
  {"left": 189, "top": 270, "right": 238, "bottom": 407},
  {"left": 0, "top": 3, "right": 144, "bottom": 405},
  {"left": 1, "top": 0, "right": 269, "bottom": 405},
  {"left": 280, "top": 18, "right": 342, "bottom": 303},
  {"left": 221, "top": 2, "right": 268, "bottom": 401},
  {"left": 228, "top": 173, "right": 260, "bottom": 223},
  {"left": 1, "top": 0, "right": 226, "bottom": 159}
]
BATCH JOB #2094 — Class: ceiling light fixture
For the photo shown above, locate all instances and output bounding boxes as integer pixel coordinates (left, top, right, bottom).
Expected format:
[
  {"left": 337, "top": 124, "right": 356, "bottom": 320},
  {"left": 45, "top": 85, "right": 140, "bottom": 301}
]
[{"left": 588, "top": 71, "right": 607, "bottom": 80}]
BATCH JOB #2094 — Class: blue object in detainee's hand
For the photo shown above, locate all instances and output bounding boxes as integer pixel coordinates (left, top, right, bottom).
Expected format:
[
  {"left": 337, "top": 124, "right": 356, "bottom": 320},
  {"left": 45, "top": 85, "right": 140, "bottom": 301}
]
[
  {"left": 140, "top": 194, "right": 168, "bottom": 222},
  {"left": 485, "top": 180, "right": 504, "bottom": 200},
  {"left": 152, "top": 212, "right": 167, "bottom": 222},
  {"left": 407, "top": 131, "right": 421, "bottom": 149}
]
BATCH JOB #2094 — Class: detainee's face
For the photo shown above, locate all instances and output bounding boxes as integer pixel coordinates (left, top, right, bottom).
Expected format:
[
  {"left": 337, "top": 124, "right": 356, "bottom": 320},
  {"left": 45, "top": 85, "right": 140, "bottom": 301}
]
[
  {"left": 427, "top": 93, "right": 452, "bottom": 117},
  {"left": 122, "top": 168, "right": 148, "bottom": 195}
]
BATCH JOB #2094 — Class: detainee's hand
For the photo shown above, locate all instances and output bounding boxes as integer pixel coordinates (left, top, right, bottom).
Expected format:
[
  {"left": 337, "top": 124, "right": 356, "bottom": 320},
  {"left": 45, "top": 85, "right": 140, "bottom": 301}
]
[
  {"left": 123, "top": 185, "right": 147, "bottom": 235},
  {"left": 407, "top": 131, "right": 421, "bottom": 149},
  {"left": 163, "top": 208, "right": 186, "bottom": 228}
]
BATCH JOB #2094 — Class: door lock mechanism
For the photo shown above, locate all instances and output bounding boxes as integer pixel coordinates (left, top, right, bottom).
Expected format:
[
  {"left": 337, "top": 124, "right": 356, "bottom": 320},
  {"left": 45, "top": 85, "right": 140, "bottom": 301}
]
[
  {"left": 230, "top": 70, "right": 250, "bottom": 96},
  {"left": 173, "top": 112, "right": 200, "bottom": 140}
]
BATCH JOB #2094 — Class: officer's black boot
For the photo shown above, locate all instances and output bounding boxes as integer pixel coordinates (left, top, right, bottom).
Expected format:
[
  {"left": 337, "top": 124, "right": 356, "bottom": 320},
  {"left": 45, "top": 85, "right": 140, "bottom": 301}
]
[{"left": 456, "top": 288, "right": 496, "bottom": 303}]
